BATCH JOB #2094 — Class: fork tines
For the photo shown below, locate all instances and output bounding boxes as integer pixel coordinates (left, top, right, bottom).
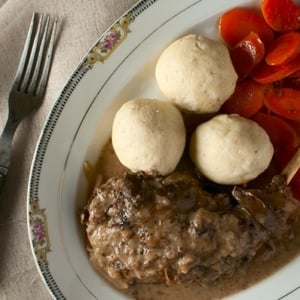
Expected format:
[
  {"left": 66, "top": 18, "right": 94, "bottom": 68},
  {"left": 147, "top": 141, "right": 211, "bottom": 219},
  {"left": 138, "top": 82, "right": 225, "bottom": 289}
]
[{"left": 13, "top": 13, "right": 58, "bottom": 97}]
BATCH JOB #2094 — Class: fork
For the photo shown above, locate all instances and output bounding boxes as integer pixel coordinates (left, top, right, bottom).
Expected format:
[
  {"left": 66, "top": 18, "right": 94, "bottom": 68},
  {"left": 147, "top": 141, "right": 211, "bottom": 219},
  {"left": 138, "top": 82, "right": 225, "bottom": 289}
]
[{"left": 0, "top": 13, "right": 58, "bottom": 193}]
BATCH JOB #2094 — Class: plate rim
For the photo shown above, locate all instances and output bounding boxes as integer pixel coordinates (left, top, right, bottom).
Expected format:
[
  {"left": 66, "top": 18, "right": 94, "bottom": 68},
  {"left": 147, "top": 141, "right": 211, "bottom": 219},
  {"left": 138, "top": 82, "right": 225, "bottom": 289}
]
[{"left": 26, "top": 0, "right": 300, "bottom": 299}]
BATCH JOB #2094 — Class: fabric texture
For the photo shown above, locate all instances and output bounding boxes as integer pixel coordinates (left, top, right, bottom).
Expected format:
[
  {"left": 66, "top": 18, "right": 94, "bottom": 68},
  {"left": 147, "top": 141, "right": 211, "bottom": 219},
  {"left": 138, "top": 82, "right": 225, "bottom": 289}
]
[{"left": 0, "top": 1, "right": 137, "bottom": 299}]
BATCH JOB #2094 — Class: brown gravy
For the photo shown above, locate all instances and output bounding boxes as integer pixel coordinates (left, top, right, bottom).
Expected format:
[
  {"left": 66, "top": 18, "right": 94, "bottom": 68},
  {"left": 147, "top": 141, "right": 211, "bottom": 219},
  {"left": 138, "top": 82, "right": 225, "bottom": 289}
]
[
  {"left": 83, "top": 140, "right": 300, "bottom": 300},
  {"left": 128, "top": 238, "right": 300, "bottom": 300}
]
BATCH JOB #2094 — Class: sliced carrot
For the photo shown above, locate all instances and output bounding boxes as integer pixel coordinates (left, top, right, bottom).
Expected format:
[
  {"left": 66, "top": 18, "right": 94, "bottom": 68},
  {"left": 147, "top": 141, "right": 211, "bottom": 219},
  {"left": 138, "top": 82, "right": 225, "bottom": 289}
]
[
  {"left": 288, "top": 70, "right": 300, "bottom": 78},
  {"left": 230, "top": 32, "right": 265, "bottom": 79},
  {"left": 286, "top": 69, "right": 300, "bottom": 89},
  {"left": 219, "top": 7, "right": 274, "bottom": 47},
  {"left": 261, "top": 0, "right": 300, "bottom": 32},
  {"left": 252, "top": 55, "right": 300, "bottom": 84},
  {"left": 252, "top": 112, "right": 300, "bottom": 148},
  {"left": 264, "top": 88, "right": 300, "bottom": 121},
  {"left": 265, "top": 32, "right": 300, "bottom": 66},
  {"left": 221, "top": 80, "right": 270, "bottom": 118}
]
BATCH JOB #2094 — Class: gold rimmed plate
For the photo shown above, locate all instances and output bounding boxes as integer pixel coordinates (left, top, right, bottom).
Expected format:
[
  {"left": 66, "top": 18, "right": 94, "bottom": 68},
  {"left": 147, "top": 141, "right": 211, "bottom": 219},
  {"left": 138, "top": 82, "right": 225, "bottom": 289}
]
[{"left": 27, "top": 0, "right": 300, "bottom": 299}]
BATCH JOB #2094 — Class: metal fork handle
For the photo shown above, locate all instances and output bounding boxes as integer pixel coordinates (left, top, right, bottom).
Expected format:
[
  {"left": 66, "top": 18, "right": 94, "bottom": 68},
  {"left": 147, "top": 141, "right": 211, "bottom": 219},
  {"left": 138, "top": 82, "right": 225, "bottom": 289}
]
[
  {"left": 0, "top": 167, "right": 8, "bottom": 193},
  {"left": 0, "top": 117, "right": 18, "bottom": 193}
]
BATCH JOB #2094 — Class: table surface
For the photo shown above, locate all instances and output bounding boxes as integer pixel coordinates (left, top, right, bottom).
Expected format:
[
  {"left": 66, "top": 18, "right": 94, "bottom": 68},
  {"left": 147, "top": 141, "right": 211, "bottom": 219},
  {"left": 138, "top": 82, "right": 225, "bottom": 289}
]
[{"left": 0, "top": 1, "right": 137, "bottom": 299}]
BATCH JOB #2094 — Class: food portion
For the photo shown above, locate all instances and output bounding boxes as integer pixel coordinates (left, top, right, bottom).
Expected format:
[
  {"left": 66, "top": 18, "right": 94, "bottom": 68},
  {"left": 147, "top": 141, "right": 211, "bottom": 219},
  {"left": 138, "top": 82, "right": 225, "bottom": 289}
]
[
  {"left": 155, "top": 34, "right": 237, "bottom": 113},
  {"left": 81, "top": 0, "right": 300, "bottom": 297},
  {"left": 219, "top": 7, "right": 274, "bottom": 47},
  {"left": 112, "top": 98, "right": 186, "bottom": 176},
  {"left": 189, "top": 114, "right": 274, "bottom": 185},
  {"left": 81, "top": 171, "right": 300, "bottom": 288},
  {"left": 261, "top": 0, "right": 300, "bottom": 32}
]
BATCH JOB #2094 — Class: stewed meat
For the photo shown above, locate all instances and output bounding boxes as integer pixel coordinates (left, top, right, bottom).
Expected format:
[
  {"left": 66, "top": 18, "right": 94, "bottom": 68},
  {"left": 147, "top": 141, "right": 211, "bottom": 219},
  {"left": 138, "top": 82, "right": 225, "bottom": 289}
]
[{"left": 81, "top": 171, "right": 300, "bottom": 288}]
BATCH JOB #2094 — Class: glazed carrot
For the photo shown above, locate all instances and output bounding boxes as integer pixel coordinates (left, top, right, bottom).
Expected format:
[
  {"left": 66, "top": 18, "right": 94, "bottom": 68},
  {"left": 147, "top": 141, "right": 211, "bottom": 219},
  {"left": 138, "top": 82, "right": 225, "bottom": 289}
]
[
  {"left": 288, "top": 70, "right": 300, "bottom": 78},
  {"left": 252, "top": 112, "right": 300, "bottom": 148},
  {"left": 230, "top": 32, "right": 265, "bottom": 79},
  {"left": 286, "top": 69, "right": 300, "bottom": 89},
  {"left": 261, "top": 0, "right": 300, "bottom": 32},
  {"left": 221, "top": 80, "right": 269, "bottom": 118},
  {"left": 264, "top": 88, "right": 300, "bottom": 121},
  {"left": 219, "top": 7, "right": 274, "bottom": 47},
  {"left": 265, "top": 32, "right": 300, "bottom": 66},
  {"left": 252, "top": 55, "right": 300, "bottom": 84}
]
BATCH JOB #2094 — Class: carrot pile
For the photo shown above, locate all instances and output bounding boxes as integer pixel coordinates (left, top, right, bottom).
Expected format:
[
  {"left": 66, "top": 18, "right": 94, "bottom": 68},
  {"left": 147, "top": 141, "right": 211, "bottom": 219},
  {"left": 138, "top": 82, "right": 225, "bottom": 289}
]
[{"left": 219, "top": 0, "right": 300, "bottom": 200}]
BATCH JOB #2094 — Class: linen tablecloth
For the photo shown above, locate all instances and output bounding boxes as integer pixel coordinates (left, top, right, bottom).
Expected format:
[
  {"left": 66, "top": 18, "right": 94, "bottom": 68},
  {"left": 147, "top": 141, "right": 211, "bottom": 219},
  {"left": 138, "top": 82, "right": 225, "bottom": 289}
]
[{"left": 0, "top": 1, "right": 137, "bottom": 299}]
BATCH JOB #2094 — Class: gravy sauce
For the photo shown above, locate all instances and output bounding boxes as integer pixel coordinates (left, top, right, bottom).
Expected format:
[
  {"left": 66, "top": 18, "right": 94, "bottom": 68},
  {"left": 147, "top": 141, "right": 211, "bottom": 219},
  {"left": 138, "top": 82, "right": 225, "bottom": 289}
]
[{"left": 83, "top": 139, "right": 300, "bottom": 300}]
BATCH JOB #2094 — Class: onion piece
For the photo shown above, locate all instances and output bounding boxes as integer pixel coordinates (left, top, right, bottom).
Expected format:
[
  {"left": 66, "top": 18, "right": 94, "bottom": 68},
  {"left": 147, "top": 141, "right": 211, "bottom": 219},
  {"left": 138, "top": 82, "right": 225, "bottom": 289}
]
[{"left": 281, "top": 147, "right": 300, "bottom": 184}]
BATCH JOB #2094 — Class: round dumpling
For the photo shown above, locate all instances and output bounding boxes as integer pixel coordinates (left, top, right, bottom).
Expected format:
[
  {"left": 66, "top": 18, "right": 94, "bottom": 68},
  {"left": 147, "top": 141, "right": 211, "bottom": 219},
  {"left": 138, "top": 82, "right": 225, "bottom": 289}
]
[
  {"left": 155, "top": 34, "right": 238, "bottom": 113},
  {"left": 112, "top": 98, "right": 186, "bottom": 175},
  {"left": 189, "top": 114, "right": 274, "bottom": 185}
]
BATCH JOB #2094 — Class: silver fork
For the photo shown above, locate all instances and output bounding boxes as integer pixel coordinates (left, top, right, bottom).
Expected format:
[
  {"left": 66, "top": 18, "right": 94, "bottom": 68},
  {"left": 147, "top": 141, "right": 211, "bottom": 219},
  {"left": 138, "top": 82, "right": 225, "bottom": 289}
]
[{"left": 0, "top": 13, "right": 58, "bottom": 193}]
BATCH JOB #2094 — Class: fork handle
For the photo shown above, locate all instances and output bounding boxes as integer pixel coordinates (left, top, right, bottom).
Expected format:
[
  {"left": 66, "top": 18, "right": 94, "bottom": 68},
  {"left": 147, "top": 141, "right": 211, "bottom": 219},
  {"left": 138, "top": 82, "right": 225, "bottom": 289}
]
[
  {"left": 0, "top": 166, "right": 8, "bottom": 193},
  {"left": 0, "top": 117, "right": 18, "bottom": 193}
]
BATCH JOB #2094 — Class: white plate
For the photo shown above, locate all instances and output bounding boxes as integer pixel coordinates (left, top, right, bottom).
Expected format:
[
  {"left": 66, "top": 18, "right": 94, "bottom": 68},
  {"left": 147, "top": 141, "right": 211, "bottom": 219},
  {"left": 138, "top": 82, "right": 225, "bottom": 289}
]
[{"left": 27, "top": 0, "right": 300, "bottom": 299}]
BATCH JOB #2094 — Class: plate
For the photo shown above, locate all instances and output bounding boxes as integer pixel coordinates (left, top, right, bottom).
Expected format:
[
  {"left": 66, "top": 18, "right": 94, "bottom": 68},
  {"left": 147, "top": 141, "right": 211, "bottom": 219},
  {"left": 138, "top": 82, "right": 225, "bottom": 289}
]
[{"left": 27, "top": 0, "right": 300, "bottom": 299}]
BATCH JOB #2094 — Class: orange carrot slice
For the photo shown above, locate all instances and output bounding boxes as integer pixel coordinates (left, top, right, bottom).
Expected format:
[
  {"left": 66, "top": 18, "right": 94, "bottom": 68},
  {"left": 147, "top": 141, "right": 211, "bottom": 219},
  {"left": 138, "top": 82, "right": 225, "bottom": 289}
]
[
  {"left": 265, "top": 32, "right": 300, "bottom": 66},
  {"left": 221, "top": 79, "right": 270, "bottom": 118},
  {"left": 264, "top": 88, "right": 300, "bottom": 121},
  {"left": 252, "top": 112, "right": 300, "bottom": 148},
  {"left": 230, "top": 32, "right": 265, "bottom": 79},
  {"left": 261, "top": 0, "right": 300, "bottom": 32},
  {"left": 252, "top": 55, "right": 300, "bottom": 84},
  {"left": 219, "top": 7, "right": 274, "bottom": 47}
]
